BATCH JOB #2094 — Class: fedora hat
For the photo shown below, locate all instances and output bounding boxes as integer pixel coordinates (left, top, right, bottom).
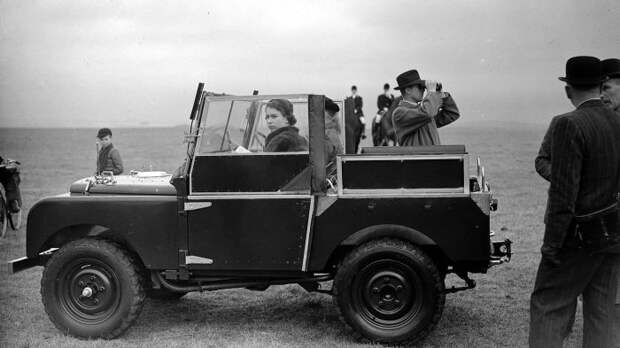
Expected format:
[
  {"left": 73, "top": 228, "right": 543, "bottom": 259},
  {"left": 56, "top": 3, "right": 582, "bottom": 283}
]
[
  {"left": 394, "top": 69, "right": 425, "bottom": 90},
  {"left": 602, "top": 58, "right": 620, "bottom": 79},
  {"left": 558, "top": 56, "right": 604, "bottom": 85}
]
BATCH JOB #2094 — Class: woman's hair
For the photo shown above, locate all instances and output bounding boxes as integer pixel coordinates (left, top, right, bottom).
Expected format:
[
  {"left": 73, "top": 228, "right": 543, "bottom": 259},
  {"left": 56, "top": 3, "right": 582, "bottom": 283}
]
[{"left": 266, "top": 99, "right": 296, "bottom": 126}]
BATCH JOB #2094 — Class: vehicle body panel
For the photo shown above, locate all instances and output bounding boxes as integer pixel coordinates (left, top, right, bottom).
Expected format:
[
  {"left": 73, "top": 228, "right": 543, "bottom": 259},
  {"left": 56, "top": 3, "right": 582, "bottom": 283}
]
[
  {"left": 26, "top": 194, "right": 178, "bottom": 269},
  {"left": 309, "top": 196, "right": 490, "bottom": 271}
]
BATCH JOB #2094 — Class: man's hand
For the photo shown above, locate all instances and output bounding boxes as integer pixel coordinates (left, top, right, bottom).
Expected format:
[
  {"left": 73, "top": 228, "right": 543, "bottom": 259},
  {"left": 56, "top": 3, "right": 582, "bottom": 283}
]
[{"left": 425, "top": 80, "right": 439, "bottom": 92}]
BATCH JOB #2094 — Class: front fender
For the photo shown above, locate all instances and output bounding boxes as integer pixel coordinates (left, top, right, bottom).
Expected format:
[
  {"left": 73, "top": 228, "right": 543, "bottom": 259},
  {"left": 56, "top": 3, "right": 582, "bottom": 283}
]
[{"left": 27, "top": 194, "right": 179, "bottom": 269}]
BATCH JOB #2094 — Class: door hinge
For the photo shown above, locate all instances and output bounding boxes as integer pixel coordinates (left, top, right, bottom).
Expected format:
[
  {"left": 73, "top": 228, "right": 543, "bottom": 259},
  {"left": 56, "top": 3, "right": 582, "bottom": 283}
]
[{"left": 184, "top": 202, "right": 212, "bottom": 211}]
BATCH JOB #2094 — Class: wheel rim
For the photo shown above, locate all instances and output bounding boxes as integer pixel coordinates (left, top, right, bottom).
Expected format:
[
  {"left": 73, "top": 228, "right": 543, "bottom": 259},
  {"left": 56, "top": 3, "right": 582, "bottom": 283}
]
[
  {"left": 56, "top": 257, "right": 121, "bottom": 325},
  {"left": 352, "top": 258, "right": 425, "bottom": 331}
]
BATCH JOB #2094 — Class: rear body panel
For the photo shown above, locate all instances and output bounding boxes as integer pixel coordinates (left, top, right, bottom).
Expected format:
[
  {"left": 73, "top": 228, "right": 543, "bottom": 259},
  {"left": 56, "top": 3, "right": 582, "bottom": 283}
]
[{"left": 309, "top": 196, "right": 490, "bottom": 272}]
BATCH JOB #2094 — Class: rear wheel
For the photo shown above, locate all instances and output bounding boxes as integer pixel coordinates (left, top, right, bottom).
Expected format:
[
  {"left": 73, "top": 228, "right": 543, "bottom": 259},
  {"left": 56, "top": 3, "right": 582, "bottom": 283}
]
[
  {"left": 41, "top": 239, "right": 145, "bottom": 339},
  {"left": 334, "top": 238, "right": 445, "bottom": 345}
]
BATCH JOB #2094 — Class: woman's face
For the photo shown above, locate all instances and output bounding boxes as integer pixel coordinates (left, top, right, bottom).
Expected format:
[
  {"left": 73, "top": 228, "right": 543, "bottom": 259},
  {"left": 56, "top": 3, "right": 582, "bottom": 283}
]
[{"left": 265, "top": 107, "right": 289, "bottom": 131}]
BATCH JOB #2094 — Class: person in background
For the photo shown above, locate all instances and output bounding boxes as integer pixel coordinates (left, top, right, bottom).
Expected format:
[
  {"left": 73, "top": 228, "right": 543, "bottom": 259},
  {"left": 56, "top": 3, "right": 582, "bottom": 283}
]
[
  {"left": 0, "top": 156, "right": 21, "bottom": 213},
  {"left": 602, "top": 58, "right": 620, "bottom": 113},
  {"left": 96, "top": 128, "right": 123, "bottom": 175},
  {"left": 600, "top": 57, "right": 620, "bottom": 348},
  {"left": 345, "top": 85, "right": 365, "bottom": 153},
  {"left": 373, "top": 83, "right": 394, "bottom": 146},
  {"left": 325, "top": 97, "right": 344, "bottom": 157},
  {"left": 391, "top": 69, "right": 460, "bottom": 146},
  {"left": 264, "top": 99, "right": 308, "bottom": 152},
  {"left": 529, "top": 56, "right": 620, "bottom": 348}
]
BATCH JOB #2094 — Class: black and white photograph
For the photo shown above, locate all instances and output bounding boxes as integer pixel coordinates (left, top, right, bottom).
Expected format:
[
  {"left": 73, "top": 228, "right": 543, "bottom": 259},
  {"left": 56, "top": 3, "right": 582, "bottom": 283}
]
[{"left": 1, "top": 1, "right": 619, "bottom": 347}]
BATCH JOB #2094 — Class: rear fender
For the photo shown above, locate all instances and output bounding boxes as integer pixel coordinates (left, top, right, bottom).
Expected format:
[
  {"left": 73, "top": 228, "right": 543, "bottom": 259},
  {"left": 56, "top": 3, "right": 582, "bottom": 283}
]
[{"left": 327, "top": 224, "right": 447, "bottom": 271}]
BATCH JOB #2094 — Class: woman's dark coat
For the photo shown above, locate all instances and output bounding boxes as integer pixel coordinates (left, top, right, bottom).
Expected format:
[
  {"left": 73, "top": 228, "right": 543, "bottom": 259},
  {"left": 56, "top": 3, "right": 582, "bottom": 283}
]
[{"left": 264, "top": 126, "right": 308, "bottom": 152}]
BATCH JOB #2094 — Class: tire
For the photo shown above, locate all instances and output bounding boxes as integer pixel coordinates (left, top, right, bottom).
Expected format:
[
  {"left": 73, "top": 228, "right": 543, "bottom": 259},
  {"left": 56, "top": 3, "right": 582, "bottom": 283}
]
[
  {"left": 0, "top": 196, "right": 7, "bottom": 238},
  {"left": 9, "top": 201, "right": 22, "bottom": 230},
  {"left": 333, "top": 238, "right": 445, "bottom": 345},
  {"left": 146, "top": 288, "right": 187, "bottom": 301},
  {"left": 41, "top": 238, "right": 145, "bottom": 339}
]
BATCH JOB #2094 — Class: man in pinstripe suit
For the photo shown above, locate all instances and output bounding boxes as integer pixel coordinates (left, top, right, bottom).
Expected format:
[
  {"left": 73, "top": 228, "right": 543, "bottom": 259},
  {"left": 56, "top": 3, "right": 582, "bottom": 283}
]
[{"left": 530, "top": 56, "right": 620, "bottom": 348}]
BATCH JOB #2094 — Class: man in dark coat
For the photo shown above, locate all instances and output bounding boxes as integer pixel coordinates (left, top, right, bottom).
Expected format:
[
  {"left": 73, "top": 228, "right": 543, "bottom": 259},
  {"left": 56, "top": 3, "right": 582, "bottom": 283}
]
[
  {"left": 96, "top": 128, "right": 123, "bottom": 175},
  {"left": 372, "top": 83, "right": 394, "bottom": 146},
  {"left": 530, "top": 56, "right": 620, "bottom": 348},
  {"left": 391, "top": 69, "right": 460, "bottom": 146},
  {"left": 601, "top": 57, "right": 620, "bottom": 348},
  {"left": 345, "top": 85, "right": 365, "bottom": 153},
  {"left": 602, "top": 58, "right": 620, "bottom": 114}
]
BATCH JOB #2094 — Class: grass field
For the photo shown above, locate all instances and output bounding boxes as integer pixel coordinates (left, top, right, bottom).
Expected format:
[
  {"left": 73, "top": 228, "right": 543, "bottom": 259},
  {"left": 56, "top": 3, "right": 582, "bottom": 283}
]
[{"left": 0, "top": 121, "right": 587, "bottom": 347}]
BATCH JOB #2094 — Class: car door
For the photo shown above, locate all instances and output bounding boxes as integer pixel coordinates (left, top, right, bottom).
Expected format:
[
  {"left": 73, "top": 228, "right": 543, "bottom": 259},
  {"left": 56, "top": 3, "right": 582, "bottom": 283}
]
[{"left": 186, "top": 96, "right": 315, "bottom": 272}]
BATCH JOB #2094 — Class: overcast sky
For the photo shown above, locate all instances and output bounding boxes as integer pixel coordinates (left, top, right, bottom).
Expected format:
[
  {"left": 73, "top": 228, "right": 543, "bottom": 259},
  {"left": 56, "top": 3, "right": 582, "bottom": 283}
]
[{"left": 1, "top": 0, "right": 618, "bottom": 127}]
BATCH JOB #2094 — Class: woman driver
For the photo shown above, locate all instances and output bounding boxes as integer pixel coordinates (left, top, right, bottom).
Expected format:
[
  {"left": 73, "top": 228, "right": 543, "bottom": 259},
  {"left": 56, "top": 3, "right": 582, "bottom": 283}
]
[{"left": 264, "top": 99, "right": 308, "bottom": 152}]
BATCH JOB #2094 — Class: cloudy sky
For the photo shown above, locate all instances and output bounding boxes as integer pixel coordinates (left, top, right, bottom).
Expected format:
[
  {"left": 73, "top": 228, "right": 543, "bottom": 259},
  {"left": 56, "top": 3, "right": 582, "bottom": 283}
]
[{"left": 1, "top": 0, "right": 618, "bottom": 127}]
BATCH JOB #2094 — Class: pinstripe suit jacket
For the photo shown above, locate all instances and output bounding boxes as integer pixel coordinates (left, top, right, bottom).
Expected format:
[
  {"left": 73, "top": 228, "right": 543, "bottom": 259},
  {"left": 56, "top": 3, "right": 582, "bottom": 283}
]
[{"left": 535, "top": 99, "right": 620, "bottom": 249}]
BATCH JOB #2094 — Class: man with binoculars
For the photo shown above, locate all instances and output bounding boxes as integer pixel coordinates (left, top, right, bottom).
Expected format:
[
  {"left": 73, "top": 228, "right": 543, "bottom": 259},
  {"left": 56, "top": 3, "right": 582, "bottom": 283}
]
[{"left": 391, "top": 69, "right": 460, "bottom": 146}]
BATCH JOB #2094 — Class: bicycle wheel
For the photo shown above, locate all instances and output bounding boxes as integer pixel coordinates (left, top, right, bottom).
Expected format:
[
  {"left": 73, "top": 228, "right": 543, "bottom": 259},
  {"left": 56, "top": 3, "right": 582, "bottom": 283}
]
[
  {"left": 8, "top": 201, "right": 22, "bottom": 230},
  {"left": 0, "top": 195, "right": 7, "bottom": 238}
]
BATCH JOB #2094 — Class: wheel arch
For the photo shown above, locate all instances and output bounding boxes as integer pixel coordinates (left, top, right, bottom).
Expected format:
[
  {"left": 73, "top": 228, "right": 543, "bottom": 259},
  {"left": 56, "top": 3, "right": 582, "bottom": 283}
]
[
  {"left": 325, "top": 224, "right": 449, "bottom": 273},
  {"left": 38, "top": 224, "right": 143, "bottom": 268}
]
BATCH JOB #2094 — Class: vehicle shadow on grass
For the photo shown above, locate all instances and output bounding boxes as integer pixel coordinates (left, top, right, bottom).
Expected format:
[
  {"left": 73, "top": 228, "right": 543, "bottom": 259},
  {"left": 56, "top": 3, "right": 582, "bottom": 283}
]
[
  {"left": 125, "top": 285, "right": 496, "bottom": 347},
  {"left": 130, "top": 285, "right": 347, "bottom": 344}
]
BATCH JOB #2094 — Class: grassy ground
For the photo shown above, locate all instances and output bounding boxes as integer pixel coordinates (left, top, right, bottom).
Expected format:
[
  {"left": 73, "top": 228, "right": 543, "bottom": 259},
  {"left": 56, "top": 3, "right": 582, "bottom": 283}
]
[{"left": 0, "top": 122, "right": 586, "bottom": 347}]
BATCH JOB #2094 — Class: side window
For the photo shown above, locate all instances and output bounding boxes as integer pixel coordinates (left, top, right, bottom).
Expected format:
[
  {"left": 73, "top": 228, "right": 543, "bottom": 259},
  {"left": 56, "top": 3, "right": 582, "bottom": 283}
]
[{"left": 198, "top": 100, "right": 254, "bottom": 153}]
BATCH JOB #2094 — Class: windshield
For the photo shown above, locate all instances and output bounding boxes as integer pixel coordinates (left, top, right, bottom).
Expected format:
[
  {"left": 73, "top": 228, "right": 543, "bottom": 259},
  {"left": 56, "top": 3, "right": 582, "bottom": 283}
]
[{"left": 197, "top": 96, "right": 310, "bottom": 154}]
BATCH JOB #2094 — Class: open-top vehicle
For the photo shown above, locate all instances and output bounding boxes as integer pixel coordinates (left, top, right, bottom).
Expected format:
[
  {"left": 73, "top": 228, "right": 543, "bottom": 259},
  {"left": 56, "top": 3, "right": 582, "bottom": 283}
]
[{"left": 6, "top": 83, "right": 511, "bottom": 345}]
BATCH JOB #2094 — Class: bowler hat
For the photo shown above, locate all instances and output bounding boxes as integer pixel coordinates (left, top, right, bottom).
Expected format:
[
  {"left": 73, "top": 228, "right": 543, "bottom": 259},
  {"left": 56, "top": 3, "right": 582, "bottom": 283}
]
[
  {"left": 602, "top": 58, "right": 620, "bottom": 79},
  {"left": 394, "top": 69, "right": 425, "bottom": 90},
  {"left": 325, "top": 97, "right": 340, "bottom": 113},
  {"left": 558, "top": 56, "right": 604, "bottom": 85}
]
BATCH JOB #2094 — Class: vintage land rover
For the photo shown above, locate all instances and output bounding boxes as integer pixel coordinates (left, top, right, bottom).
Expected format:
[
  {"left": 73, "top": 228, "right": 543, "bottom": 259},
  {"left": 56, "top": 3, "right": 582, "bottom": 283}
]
[{"left": 6, "top": 84, "right": 511, "bottom": 345}]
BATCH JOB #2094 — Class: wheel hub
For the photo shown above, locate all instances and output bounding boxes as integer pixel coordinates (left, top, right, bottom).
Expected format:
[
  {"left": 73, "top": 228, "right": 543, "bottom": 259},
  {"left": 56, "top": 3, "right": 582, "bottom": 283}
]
[
  {"left": 57, "top": 259, "right": 121, "bottom": 323},
  {"left": 71, "top": 269, "right": 113, "bottom": 312},
  {"left": 367, "top": 271, "right": 411, "bottom": 314}
]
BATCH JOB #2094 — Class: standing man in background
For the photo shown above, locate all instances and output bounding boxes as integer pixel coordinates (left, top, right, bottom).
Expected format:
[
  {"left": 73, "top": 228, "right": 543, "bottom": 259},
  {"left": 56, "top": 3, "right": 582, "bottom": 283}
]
[
  {"left": 529, "top": 56, "right": 620, "bottom": 348},
  {"left": 96, "top": 128, "right": 123, "bottom": 175},
  {"left": 602, "top": 58, "right": 620, "bottom": 113},
  {"left": 601, "top": 57, "right": 620, "bottom": 348},
  {"left": 345, "top": 85, "right": 365, "bottom": 153},
  {"left": 373, "top": 83, "right": 394, "bottom": 146},
  {"left": 391, "top": 69, "right": 460, "bottom": 146}
]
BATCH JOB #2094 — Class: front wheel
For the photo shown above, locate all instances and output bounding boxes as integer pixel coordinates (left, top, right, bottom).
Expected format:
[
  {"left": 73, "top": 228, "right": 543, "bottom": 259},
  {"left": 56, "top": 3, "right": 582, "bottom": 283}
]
[
  {"left": 41, "top": 239, "right": 145, "bottom": 339},
  {"left": 334, "top": 238, "right": 445, "bottom": 345}
]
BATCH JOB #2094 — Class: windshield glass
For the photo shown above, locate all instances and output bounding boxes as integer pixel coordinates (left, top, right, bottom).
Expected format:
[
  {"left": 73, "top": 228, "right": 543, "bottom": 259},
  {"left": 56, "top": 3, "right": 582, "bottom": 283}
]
[{"left": 197, "top": 96, "right": 310, "bottom": 154}]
